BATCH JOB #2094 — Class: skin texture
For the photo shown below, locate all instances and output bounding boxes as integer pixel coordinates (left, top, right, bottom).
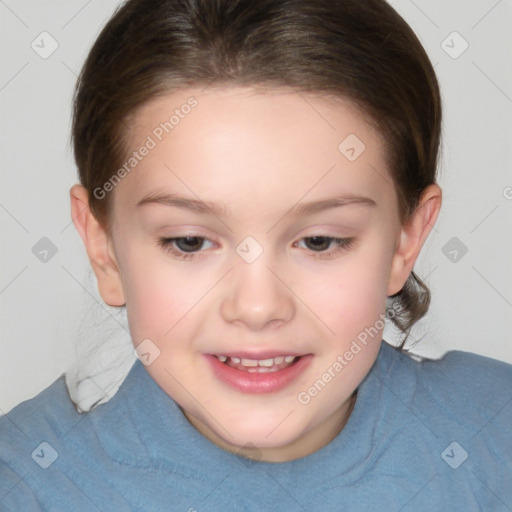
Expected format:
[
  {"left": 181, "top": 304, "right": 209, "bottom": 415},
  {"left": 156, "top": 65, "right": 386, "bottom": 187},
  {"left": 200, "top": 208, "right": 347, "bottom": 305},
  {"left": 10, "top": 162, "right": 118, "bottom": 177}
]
[{"left": 70, "top": 86, "right": 441, "bottom": 462}]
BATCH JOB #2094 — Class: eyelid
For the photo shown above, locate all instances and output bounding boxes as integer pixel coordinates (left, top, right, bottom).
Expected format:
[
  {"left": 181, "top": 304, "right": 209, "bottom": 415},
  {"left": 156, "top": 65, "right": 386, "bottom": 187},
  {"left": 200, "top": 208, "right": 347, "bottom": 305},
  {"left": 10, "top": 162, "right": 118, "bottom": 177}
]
[
  {"left": 157, "top": 234, "right": 355, "bottom": 261},
  {"left": 156, "top": 235, "right": 216, "bottom": 261},
  {"left": 294, "top": 236, "right": 354, "bottom": 259}
]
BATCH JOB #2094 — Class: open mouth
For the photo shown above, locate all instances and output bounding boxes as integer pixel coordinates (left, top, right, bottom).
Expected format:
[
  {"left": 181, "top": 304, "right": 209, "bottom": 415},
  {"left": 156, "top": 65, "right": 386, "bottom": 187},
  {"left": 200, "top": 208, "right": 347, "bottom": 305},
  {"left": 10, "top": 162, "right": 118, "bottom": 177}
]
[
  {"left": 213, "top": 354, "right": 301, "bottom": 373},
  {"left": 206, "top": 352, "right": 313, "bottom": 393}
]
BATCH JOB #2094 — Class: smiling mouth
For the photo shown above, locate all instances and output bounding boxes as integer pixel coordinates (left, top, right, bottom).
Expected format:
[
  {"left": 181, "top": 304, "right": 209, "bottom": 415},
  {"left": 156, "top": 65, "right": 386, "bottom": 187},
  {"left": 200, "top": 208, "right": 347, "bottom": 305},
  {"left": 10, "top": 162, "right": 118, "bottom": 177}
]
[{"left": 213, "top": 354, "right": 302, "bottom": 373}]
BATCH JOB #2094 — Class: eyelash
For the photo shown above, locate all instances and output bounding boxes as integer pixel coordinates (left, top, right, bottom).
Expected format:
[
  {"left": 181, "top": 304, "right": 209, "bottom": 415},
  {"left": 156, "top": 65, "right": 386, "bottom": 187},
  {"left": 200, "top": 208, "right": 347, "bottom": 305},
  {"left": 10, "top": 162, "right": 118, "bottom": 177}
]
[{"left": 156, "top": 235, "right": 354, "bottom": 261}]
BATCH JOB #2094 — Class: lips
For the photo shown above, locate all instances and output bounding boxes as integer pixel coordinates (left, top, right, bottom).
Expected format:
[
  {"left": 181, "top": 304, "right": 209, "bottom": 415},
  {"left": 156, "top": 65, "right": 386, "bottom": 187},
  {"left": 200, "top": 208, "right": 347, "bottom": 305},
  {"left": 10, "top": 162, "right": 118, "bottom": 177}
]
[{"left": 205, "top": 352, "right": 313, "bottom": 393}]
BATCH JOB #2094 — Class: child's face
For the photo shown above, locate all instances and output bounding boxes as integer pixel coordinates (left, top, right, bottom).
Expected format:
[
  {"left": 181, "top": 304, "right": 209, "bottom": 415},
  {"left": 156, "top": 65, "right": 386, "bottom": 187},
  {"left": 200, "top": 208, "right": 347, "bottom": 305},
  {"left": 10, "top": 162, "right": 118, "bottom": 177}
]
[{"left": 95, "top": 86, "right": 425, "bottom": 461}]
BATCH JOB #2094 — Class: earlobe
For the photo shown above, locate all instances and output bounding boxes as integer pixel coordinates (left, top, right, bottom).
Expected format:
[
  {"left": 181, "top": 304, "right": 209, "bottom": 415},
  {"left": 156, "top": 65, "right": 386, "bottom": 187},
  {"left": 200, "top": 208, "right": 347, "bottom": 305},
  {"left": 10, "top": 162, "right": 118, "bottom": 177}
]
[
  {"left": 69, "top": 184, "right": 126, "bottom": 307},
  {"left": 387, "top": 184, "right": 442, "bottom": 296}
]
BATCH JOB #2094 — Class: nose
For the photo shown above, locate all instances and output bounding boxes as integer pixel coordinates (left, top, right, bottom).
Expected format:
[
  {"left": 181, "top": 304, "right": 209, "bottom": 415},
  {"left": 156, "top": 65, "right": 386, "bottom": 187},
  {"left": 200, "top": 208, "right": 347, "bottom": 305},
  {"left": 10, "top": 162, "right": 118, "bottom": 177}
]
[{"left": 220, "top": 253, "right": 295, "bottom": 331}]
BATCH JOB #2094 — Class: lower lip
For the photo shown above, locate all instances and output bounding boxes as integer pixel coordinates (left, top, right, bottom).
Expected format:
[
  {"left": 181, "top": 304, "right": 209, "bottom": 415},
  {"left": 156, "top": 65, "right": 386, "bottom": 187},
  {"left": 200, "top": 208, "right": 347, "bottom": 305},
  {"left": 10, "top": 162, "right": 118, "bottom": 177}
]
[{"left": 205, "top": 354, "right": 313, "bottom": 394}]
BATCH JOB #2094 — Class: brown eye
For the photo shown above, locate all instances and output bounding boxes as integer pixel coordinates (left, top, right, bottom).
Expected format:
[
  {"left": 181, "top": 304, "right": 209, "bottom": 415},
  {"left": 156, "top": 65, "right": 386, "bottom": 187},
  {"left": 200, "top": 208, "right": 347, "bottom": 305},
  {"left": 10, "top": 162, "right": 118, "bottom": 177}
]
[
  {"left": 157, "top": 236, "right": 215, "bottom": 260},
  {"left": 295, "top": 236, "right": 354, "bottom": 259},
  {"left": 303, "top": 236, "right": 331, "bottom": 251},
  {"left": 173, "top": 236, "right": 205, "bottom": 252}
]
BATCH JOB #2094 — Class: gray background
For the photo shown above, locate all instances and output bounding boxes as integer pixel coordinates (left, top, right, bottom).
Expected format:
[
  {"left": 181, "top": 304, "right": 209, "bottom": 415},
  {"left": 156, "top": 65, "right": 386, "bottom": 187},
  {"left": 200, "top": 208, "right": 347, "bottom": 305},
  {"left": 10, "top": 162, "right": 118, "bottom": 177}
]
[{"left": 1, "top": 0, "right": 511, "bottom": 414}]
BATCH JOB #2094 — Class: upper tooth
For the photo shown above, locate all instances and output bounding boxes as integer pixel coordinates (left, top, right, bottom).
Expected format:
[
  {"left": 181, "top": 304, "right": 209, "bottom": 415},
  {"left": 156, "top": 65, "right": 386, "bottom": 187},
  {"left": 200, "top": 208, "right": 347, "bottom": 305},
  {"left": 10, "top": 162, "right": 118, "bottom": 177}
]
[
  {"left": 223, "top": 355, "right": 297, "bottom": 366},
  {"left": 240, "top": 358, "right": 258, "bottom": 367}
]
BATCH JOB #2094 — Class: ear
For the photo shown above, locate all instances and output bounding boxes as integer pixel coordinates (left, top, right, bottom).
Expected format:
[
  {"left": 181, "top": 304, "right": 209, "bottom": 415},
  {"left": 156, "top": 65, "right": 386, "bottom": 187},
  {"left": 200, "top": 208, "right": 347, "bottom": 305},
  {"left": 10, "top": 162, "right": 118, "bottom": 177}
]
[
  {"left": 69, "top": 184, "right": 126, "bottom": 307},
  {"left": 387, "top": 184, "right": 442, "bottom": 296}
]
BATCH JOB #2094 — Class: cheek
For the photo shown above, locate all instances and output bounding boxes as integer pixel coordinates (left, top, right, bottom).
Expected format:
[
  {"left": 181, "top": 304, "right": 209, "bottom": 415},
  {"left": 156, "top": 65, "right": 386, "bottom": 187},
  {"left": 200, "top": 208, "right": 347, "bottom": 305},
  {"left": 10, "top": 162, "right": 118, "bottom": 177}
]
[
  {"left": 122, "top": 252, "right": 194, "bottom": 340},
  {"left": 303, "top": 244, "right": 392, "bottom": 339}
]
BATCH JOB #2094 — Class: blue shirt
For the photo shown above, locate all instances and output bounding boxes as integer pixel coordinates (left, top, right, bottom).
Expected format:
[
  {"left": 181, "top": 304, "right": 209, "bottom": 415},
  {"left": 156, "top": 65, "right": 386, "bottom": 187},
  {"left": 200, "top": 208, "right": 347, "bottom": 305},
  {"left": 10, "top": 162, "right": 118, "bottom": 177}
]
[{"left": 1, "top": 341, "right": 511, "bottom": 511}]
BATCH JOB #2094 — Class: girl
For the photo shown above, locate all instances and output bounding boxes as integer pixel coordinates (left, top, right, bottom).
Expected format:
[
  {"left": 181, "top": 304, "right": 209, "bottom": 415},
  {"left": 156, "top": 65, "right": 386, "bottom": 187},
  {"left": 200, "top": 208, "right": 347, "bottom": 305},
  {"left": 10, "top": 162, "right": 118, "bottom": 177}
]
[{"left": 1, "top": 0, "right": 511, "bottom": 510}]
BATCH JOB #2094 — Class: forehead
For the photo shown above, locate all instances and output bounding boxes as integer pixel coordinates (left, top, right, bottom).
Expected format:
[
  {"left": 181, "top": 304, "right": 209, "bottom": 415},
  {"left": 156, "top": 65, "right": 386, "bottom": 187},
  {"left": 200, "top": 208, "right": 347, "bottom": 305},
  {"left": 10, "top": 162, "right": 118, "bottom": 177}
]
[
  {"left": 128, "top": 85, "right": 381, "bottom": 149},
  {"left": 116, "top": 86, "right": 394, "bottom": 214}
]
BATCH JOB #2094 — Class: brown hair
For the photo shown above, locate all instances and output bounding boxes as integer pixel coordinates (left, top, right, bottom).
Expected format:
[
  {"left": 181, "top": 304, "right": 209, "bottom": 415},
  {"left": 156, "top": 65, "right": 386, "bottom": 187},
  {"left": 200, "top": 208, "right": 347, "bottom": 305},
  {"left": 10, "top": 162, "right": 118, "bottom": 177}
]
[{"left": 71, "top": 0, "right": 442, "bottom": 349}]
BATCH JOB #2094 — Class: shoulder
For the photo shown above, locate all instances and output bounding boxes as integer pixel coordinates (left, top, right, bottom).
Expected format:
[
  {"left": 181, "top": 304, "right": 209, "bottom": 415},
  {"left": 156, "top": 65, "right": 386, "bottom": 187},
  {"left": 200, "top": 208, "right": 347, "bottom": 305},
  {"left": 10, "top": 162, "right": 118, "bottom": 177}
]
[
  {"left": 0, "top": 374, "right": 84, "bottom": 461},
  {"left": 406, "top": 345, "right": 512, "bottom": 410},
  {"left": 0, "top": 375, "right": 80, "bottom": 508},
  {"left": 419, "top": 346, "right": 512, "bottom": 384},
  {"left": 419, "top": 347, "right": 512, "bottom": 435},
  {"left": 371, "top": 343, "right": 512, "bottom": 508},
  {"left": 377, "top": 341, "right": 512, "bottom": 442},
  {"left": 1, "top": 374, "right": 82, "bottom": 441},
  {"left": 379, "top": 341, "right": 512, "bottom": 401},
  {"left": 0, "top": 372, "right": 138, "bottom": 510}
]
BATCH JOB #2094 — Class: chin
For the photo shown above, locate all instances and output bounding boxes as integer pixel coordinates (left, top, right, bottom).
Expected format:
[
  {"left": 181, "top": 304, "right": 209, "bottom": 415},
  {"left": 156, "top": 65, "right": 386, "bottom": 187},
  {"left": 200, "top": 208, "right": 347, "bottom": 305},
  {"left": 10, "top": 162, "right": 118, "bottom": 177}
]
[{"left": 216, "top": 410, "right": 309, "bottom": 449}]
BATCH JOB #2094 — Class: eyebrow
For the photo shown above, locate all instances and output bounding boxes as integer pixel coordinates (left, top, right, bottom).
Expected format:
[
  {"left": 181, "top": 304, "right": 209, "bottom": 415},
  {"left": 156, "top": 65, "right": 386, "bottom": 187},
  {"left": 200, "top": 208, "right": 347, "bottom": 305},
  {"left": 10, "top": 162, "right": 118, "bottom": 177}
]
[
  {"left": 136, "top": 191, "right": 376, "bottom": 217},
  {"left": 136, "top": 192, "right": 228, "bottom": 217}
]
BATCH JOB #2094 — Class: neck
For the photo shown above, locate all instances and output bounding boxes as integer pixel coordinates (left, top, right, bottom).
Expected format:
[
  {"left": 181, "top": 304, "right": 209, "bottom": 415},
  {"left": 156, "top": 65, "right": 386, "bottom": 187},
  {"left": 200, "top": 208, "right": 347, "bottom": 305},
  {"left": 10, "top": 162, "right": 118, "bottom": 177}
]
[{"left": 183, "top": 390, "right": 358, "bottom": 463}]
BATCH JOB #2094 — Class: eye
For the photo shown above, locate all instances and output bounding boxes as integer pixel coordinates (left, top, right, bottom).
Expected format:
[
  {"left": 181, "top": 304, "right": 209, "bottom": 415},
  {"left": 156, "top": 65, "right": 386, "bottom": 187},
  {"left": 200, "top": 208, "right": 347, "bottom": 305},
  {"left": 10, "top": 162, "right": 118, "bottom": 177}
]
[
  {"left": 157, "top": 236, "right": 215, "bottom": 260},
  {"left": 294, "top": 236, "right": 354, "bottom": 259},
  {"left": 157, "top": 235, "right": 354, "bottom": 261}
]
